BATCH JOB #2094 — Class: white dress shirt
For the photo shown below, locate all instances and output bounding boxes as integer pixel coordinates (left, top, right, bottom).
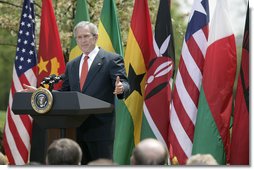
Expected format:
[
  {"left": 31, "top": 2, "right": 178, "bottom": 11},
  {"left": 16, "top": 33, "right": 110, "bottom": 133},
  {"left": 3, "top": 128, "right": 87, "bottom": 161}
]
[{"left": 79, "top": 46, "right": 99, "bottom": 79}]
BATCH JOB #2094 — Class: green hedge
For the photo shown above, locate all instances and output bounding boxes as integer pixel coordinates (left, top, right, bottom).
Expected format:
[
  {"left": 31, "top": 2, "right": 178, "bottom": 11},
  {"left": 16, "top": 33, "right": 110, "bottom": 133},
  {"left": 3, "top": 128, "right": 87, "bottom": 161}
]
[
  {"left": 0, "top": 111, "right": 5, "bottom": 153},
  {"left": 0, "top": 110, "right": 5, "bottom": 130}
]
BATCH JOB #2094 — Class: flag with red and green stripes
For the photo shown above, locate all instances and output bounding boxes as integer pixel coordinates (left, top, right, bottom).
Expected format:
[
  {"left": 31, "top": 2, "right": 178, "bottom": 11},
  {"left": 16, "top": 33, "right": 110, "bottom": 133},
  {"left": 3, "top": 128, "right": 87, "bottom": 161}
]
[{"left": 192, "top": 0, "right": 237, "bottom": 164}]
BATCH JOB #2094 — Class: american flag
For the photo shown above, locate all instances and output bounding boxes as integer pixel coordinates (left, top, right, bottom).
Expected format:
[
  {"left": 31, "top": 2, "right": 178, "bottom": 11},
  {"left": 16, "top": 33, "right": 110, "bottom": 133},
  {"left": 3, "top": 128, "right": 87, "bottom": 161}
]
[
  {"left": 3, "top": 0, "right": 37, "bottom": 165},
  {"left": 169, "top": 0, "right": 209, "bottom": 164}
]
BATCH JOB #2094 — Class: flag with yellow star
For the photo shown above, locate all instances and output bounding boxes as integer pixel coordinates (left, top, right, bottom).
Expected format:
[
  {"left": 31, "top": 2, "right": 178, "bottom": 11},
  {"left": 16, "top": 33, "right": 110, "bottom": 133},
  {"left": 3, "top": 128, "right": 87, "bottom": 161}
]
[{"left": 37, "top": 0, "right": 66, "bottom": 89}]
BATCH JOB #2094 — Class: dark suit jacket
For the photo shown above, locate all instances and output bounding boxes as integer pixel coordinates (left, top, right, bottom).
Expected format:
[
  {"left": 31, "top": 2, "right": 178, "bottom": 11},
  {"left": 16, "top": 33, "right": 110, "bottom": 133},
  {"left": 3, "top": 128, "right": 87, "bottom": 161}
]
[{"left": 61, "top": 48, "right": 129, "bottom": 141}]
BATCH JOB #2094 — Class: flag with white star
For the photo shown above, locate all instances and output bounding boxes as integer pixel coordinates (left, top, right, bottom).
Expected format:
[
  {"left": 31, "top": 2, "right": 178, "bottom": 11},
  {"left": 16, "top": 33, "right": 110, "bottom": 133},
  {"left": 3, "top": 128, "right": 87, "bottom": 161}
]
[
  {"left": 3, "top": 0, "right": 37, "bottom": 165},
  {"left": 169, "top": 0, "right": 209, "bottom": 164},
  {"left": 15, "top": 2, "right": 37, "bottom": 76}
]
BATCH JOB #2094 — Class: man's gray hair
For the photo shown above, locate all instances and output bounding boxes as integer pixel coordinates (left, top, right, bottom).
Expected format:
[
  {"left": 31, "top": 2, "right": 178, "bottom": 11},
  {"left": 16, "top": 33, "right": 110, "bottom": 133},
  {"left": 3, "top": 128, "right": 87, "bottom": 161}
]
[
  {"left": 186, "top": 154, "right": 218, "bottom": 165},
  {"left": 73, "top": 21, "right": 98, "bottom": 38},
  {"left": 46, "top": 138, "right": 82, "bottom": 165}
]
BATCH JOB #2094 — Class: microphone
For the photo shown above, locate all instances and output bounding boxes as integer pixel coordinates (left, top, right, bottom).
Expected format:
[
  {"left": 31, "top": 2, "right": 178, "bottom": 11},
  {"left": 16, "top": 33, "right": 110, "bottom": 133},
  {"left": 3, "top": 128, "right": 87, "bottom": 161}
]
[
  {"left": 53, "top": 74, "right": 66, "bottom": 83},
  {"left": 40, "top": 74, "right": 56, "bottom": 85}
]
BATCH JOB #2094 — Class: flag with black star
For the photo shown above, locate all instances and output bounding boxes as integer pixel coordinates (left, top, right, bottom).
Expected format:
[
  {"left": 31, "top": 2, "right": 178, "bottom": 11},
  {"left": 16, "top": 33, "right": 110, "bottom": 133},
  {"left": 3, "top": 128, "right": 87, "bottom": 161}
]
[{"left": 112, "top": 0, "right": 154, "bottom": 164}]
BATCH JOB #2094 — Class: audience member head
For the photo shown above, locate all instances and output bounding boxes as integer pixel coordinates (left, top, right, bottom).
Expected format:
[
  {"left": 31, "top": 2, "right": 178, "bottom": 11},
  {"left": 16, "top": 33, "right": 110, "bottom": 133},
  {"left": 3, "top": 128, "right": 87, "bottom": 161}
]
[
  {"left": 0, "top": 152, "right": 8, "bottom": 165},
  {"left": 186, "top": 154, "right": 218, "bottom": 165},
  {"left": 46, "top": 138, "right": 82, "bottom": 165},
  {"left": 130, "top": 138, "right": 168, "bottom": 165},
  {"left": 87, "top": 158, "right": 117, "bottom": 165}
]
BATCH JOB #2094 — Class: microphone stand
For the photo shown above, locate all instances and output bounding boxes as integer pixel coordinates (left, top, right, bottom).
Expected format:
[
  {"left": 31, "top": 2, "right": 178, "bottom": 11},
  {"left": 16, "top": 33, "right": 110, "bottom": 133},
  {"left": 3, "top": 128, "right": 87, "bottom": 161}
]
[
  {"left": 48, "top": 80, "right": 66, "bottom": 138},
  {"left": 48, "top": 80, "right": 55, "bottom": 92}
]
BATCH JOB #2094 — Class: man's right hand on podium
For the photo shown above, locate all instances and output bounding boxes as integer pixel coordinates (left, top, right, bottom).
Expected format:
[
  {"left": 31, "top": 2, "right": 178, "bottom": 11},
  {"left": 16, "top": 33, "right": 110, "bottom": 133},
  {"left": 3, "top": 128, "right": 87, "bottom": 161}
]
[{"left": 22, "top": 84, "right": 37, "bottom": 92}]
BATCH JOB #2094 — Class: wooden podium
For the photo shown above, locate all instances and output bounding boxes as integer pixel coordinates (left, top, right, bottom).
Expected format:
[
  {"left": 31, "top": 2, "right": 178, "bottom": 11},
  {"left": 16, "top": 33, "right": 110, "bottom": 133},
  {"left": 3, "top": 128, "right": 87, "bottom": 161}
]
[{"left": 12, "top": 91, "right": 114, "bottom": 163}]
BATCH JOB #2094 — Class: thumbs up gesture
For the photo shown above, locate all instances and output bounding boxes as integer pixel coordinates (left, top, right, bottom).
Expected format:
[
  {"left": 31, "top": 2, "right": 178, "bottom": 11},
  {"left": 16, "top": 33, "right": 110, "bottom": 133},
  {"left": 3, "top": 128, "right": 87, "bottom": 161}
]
[{"left": 113, "top": 76, "right": 124, "bottom": 95}]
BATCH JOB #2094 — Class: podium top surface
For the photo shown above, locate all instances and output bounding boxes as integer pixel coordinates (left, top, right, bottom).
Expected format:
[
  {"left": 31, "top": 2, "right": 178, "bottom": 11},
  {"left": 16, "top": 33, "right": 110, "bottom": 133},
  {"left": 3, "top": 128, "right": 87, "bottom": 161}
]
[{"left": 12, "top": 91, "right": 114, "bottom": 116}]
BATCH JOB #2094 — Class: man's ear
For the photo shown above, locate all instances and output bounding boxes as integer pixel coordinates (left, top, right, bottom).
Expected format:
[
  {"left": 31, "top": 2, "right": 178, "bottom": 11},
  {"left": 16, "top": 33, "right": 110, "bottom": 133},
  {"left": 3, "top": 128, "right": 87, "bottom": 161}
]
[{"left": 94, "top": 34, "right": 98, "bottom": 41}]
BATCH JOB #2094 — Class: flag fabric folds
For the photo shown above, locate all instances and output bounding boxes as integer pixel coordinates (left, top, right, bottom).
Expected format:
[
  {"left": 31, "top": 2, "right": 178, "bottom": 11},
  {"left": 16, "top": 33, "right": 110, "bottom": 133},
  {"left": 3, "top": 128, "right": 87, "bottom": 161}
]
[
  {"left": 114, "top": 0, "right": 154, "bottom": 164},
  {"left": 97, "top": 0, "right": 123, "bottom": 56},
  {"left": 95, "top": 0, "right": 126, "bottom": 164},
  {"left": 230, "top": 3, "right": 249, "bottom": 165},
  {"left": 140, "top": 0, "right": 175, "bottom": 159},
  {"left": 69, "top": 0, "right": 90, "bottom": 61},
  {"left": 169, "top": 0, "right": 209, "bottom": 164},
  {"left": 37, "top": 0, "right": 66, "bottom": 89},
  {"left": 192, "top": 0, "right": 237, "bottom": 164},
  {"left": 3, "top": 0, "right": 37, "bottom": 165}
]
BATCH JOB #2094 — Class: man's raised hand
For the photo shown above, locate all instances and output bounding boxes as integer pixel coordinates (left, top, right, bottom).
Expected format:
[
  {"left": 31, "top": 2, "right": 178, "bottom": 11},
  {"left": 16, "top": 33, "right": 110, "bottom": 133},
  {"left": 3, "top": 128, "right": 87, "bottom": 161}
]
[
  {"left": 21, "top": 84, "right": 37, "bottom": 92},
  {"left": 113, "top": 76, "right": 124, "bottom": 95}
]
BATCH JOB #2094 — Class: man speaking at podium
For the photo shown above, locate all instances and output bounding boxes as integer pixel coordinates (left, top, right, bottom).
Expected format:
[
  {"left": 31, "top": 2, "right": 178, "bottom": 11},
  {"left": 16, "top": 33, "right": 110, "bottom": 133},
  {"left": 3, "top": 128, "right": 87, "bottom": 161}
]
[{"left": 24, "top": 21, "right": 130, "bottom": 164}]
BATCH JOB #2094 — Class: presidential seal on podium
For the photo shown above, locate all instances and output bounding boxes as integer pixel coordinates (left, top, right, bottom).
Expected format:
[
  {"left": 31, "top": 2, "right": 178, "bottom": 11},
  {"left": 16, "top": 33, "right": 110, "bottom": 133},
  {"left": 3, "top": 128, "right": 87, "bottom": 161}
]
[{"left": 31, "top": 87, "right": 53, "bottom": 114}]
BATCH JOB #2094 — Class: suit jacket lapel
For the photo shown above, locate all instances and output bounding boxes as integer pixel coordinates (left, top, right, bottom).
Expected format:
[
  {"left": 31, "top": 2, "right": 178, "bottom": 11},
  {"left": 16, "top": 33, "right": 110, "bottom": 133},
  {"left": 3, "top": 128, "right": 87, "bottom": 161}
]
[
  {"left": 82, "top": 51, "right": 104, "bottom": 92},
  {"left": 72, "top": 55, "right": 82, "bottom": 91}
]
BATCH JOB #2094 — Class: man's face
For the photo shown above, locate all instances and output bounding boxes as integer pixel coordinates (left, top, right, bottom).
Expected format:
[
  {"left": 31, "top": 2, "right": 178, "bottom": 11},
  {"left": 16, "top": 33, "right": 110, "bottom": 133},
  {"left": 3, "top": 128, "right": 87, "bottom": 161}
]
[{"left": 76, "top": 26, "right": 98, "bottom": 54}]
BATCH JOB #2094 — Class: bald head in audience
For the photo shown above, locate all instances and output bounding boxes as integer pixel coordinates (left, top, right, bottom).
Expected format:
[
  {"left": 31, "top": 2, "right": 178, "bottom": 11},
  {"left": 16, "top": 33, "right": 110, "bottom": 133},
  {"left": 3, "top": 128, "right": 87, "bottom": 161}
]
[
  {"left": 87, "top": 158, "right": 117, "bottom": 165},
  {"left": 130, "top": 138, "right": 168, "bottom": 165},
  {"left": 186, "top": 154, "right": 218, "bottom": 165},
  {"left": 0, "top": 152, "right": 8, "bottom": 165}
]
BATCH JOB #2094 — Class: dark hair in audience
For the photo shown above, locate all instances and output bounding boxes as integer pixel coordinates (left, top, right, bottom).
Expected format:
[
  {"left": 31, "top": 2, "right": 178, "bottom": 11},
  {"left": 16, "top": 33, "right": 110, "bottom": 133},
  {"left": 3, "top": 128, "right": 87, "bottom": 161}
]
[{"left": 46, "top": 138, "right": 82, "bottom": 165}]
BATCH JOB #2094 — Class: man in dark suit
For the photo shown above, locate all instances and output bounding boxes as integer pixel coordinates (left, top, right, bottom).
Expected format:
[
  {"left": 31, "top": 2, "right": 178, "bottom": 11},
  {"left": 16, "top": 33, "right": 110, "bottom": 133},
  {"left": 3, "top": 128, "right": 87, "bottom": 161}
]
[
  {"left": 63, "top": 21, "right": 129, "bottom": 164},
  {"left": 24, "top": 21, "right": 129, "bottom": 164}
]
